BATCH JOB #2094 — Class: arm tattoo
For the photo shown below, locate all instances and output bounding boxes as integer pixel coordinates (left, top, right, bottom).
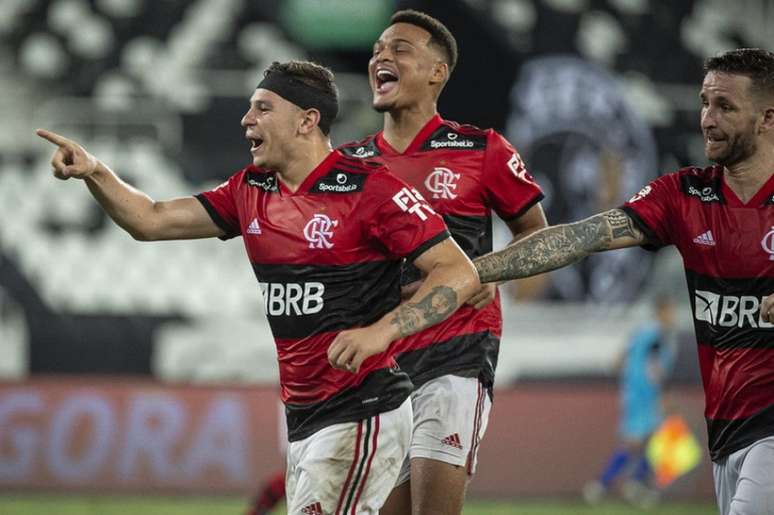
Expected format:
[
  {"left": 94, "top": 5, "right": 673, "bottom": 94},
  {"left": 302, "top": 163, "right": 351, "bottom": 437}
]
[
  {"left": 390, "top": 286, "right": 458, "bottom": 338},
  {"left": 606, "top": 209, "right": 640, "bottom": 240},
  {"left": 474, "top": 209, "right": 643, "bottom": 283}
]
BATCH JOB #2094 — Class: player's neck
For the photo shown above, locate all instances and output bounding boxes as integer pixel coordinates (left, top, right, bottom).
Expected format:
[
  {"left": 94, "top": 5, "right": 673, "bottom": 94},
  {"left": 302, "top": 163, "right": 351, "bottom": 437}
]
[
  {"left": 275, "top": 140, "right": 333, "bottom": 192},
  {"left": 723, "top": 145, "right": 774, "bottom": 203},
  {"left": 382, "top": 103, "right": 438, "bottom": 153}
]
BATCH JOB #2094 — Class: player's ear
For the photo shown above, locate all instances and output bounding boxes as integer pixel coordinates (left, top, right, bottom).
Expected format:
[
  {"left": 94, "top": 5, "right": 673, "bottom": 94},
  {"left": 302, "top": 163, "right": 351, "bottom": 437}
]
[
  {"left": 298, "top": 108, "right": 321, "bottom": 136},
  {"left": 429, "top": 61, "right": 448, "bottom": 86},
  {"left": 759, "top": 104, "right": 774, "bottom": 134}
]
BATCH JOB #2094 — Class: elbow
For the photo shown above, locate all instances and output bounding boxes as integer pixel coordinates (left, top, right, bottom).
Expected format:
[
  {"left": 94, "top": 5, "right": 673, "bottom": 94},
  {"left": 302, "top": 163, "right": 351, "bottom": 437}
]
[
  {"left": 456, "top": 259, "right": 481, "bottom": 302},
  {"left": 128, "top": 226, "right": 157, "bottom": 241}
]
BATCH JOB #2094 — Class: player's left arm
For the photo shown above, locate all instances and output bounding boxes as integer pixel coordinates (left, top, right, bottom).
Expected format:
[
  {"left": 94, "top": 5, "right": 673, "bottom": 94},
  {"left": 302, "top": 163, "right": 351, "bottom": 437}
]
[
  {"left": 466, "top": 203, "right": 548, "bottom": 309},
  {"left": 327, "top": 238, "right": 479, "bottom": 373}
]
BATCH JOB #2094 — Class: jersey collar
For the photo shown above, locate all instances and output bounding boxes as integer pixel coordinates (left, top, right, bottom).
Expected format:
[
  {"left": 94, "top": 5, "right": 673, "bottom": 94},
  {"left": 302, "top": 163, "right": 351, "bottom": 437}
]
[
  {"left": 277, "top": 150, "right": 341, "bottom": 196},
  {"left": 721, "top": 168, "right": 774, "bottom": 207},
  {"left": 375, "top": 114, "right": 444, "bottom": 156}
]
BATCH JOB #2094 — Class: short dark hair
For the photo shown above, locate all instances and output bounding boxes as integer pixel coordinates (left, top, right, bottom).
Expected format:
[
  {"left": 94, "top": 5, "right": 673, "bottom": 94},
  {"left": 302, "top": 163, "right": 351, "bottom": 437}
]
[
  {"left": 704, "top": 48, "right": 774, "bottom": 100},
  {"left": 263, "top": 60, "right": 339, "bottom": 134},
  {"left": 264, "top": 60, "right": 338, "bottom": 101},
  {"left": 390, "top": 9, "right": 458, "bottom": 74}
]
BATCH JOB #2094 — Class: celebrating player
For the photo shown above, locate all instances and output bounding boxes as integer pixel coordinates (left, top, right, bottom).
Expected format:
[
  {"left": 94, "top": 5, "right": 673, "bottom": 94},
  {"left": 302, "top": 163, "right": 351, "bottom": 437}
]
[
  {"left": 36, "top": 60, "right": 480, "bottom": 515},
  {"left": 475, "top": 48, "right": 774, "bottom": 515},
  {"left": 338, "top": 10, "right": 547, "bottom": 515}
]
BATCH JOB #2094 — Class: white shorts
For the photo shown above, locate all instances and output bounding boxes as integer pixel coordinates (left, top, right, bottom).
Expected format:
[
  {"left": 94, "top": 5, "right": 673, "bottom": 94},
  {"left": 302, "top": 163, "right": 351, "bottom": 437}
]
[
  {"left": 285, "top": 398, "right": 412, "bottom": 515},
  {"left": 713, "top": 435, "right": 774, "bottom": 515},
  {"left": 397, "top": 375, "right": 491, "bottom": 485}
]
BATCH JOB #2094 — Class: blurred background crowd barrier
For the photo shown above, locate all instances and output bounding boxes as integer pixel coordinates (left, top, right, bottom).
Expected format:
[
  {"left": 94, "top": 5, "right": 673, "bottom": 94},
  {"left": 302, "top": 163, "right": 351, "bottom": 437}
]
[{"left": 1, "top": 0, "right": 764, "bottom": 500}]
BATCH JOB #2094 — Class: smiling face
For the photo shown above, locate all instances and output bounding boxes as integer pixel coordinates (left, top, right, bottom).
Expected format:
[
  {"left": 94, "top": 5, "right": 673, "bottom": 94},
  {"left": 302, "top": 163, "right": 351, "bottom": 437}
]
[
  {"left": 700, "top": 71, "right": 761, "bottom": 167},
  {"left": 368, "top": 22, "right": 446, "bottom": 113},
  {"left": 240, "top": 88, "right": 303, "bottom": 169}
]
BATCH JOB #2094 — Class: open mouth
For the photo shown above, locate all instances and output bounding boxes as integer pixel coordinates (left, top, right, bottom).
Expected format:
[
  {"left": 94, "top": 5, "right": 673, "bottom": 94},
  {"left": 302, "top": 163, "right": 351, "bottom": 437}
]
[
  {"left": 375, "top": 68, "right": 398, "bottom": 94},
  {"left": 248, "top": 136, "right": 264, "bottom": 151}
]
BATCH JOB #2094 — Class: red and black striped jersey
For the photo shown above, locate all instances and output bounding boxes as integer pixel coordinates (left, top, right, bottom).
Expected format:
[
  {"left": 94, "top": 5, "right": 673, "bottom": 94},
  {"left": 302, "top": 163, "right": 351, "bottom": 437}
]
[
  {"left": 339, "top": 115, "right": 544, "bottom": 390},
  {"left": 196, "top": 149, "right": 449, "bottom": 440},
  {"left": 622, "top": 164, "right": 774, "bottom": 461}
]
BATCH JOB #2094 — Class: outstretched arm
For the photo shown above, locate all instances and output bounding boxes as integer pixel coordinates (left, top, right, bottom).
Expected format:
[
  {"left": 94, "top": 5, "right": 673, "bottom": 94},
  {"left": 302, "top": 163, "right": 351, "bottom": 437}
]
[
  {"left": 327, "top": 238, "right": 479, "bottom": 373},
  {"left": 36, "top": 129, "right": 223, "bottom": 241},
  {"left": 474, "top": 209, "right": 648, "bottom": 283}
]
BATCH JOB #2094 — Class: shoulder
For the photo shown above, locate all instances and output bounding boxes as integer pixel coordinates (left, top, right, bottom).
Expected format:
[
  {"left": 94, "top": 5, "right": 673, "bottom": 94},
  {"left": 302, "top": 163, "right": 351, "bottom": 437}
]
[
  {"left": 337, "top": 134, "right": 382, "bottom": 159},
  {"left": 664, "top": 164, "right": 724, "bottom": 202},
  {"left": 419, "top": 119, "right": 490, "bottom": 152},
  {"left": 307, "top": 151, "right": 389, "bottom": 195}
]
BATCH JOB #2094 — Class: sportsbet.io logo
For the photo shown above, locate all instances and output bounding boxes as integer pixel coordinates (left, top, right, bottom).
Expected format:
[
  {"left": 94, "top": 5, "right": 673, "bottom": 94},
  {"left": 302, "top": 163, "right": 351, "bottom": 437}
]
[
  {"left": 303, "top": 214, "right": 338, "bottom": 249},
  {"left": 694, "top": 290, "right": 774, "bottom": 328}
]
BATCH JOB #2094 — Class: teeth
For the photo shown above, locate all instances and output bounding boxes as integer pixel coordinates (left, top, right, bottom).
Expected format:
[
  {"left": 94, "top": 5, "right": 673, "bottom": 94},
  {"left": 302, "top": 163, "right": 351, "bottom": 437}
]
[{"left": 376, "top": 69, "right": 397, "bottom": 81}]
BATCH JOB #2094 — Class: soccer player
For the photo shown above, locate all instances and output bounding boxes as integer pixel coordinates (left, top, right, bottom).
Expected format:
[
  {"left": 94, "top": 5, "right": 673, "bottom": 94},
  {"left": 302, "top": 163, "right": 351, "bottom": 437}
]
[
  {"left": 474, "top": 48, "right": 774, "bottom": 515},
  {"left": 337, "top": 10, "right": 547, "bottom": 515},
  {"left": 36, "top": 60, "right": 481, "bottom": 514},
  {"left": 583, "top": 296, "right": 678, "bottom": 506}
]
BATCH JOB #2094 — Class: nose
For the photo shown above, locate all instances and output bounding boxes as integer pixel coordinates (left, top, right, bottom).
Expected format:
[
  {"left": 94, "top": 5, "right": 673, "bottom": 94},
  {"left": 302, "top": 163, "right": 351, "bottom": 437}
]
[
  {"left": 700, "top": 107, "right": 716, "bottom": 131},
  {"left": 241, "top": 108, "right": 254, "bottom": 128}
]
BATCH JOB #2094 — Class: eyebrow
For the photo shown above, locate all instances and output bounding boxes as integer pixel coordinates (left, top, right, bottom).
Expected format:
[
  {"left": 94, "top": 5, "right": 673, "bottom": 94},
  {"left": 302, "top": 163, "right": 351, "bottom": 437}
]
[{"left": 375, "top": 37, "right": 417, "bottom": 47}]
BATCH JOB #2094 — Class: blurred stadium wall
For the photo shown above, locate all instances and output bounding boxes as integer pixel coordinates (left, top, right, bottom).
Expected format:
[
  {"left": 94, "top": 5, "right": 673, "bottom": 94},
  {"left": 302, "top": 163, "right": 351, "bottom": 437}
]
[{"left": 1, "top": 0, "right": 762, "bottom": 499}]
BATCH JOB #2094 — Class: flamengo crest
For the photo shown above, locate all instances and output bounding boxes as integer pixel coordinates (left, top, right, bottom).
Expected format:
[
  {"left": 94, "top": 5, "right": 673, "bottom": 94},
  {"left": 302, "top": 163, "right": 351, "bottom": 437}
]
[
  {"left": 425, "top": 167, "right": 460, "bottom": 199},
  {"left": 304, "top": 214, "right": 338, "bottom": 249},
  {"left": 761, "top": 226, "right": 774, "bottom": 261}
]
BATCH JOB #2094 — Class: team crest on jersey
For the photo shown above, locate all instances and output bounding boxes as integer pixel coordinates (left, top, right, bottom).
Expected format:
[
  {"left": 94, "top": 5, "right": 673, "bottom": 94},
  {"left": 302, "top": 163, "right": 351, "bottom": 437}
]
[
  {"left": 761, "top": 226, "right": 774, "bottom": 261},
  {"left": 245, "top": 172, "right": 279, "bottom": 192},
  {"left": 421, "top": 126, "right": 486, "bottom": 151},
  {"left": 425, "top": 167, "right": 460, "bottom": 199},
  {"left": 304, "top": 214, "right": 338, "bottom": 249}
]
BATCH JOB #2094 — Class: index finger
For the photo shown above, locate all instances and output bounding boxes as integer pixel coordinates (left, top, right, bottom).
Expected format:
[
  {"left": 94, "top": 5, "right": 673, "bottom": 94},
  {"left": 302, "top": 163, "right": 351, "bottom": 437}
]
[{"left": 36, "top": 129, "right": 71, "bottom": 147}]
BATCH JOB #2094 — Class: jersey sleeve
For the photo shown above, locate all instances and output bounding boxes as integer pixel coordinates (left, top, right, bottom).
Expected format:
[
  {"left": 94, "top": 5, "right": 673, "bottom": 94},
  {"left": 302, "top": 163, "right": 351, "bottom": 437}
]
[
  {"left": 364, "top": 171, "right": 450, "bottom": 262},
  {"left": 194, "top": 171, "right": 243, "bottom": 240},
  {"left": 481, "top": 131, "right": 544, "bottom": 221},
  {"left": 620, "top": 173, "right": 679, "bottom": 249}
]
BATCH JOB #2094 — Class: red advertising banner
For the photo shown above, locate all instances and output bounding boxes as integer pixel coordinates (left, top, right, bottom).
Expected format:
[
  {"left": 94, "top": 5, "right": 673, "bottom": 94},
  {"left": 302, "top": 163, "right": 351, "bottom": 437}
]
[{"left": 0, "top": 378, "right": 284, "bottom": 493}]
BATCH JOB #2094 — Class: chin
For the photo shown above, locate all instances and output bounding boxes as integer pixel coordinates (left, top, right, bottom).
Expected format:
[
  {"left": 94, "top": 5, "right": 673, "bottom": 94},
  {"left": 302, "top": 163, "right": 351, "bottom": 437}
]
[{"left": 372, "top": 96, "right": 396, "bottom": 113}]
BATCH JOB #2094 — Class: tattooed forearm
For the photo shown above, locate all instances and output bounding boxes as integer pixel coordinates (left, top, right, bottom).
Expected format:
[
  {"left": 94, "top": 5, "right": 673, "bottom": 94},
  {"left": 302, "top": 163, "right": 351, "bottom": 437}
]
[
  {"left": 606, "top": 209, "right": 641, "bottom": 240},
  {"left": 389, "top": 286, "right": 458, "bottom": 338},
  {"left": 474, "top": 209, "right": 643, "bottom": 283}
]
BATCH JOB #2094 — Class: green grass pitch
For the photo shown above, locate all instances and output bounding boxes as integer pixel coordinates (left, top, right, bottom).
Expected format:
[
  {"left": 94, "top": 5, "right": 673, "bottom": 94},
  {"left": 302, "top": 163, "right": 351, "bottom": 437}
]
[{"left": 0, "top": 494, "right": 716, "bottom": 514}]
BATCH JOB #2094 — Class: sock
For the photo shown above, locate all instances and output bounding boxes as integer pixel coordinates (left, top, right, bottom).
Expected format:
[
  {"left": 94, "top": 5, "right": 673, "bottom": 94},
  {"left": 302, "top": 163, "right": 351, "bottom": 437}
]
[
  {"left": 248, "top": 471, "right": 286, "bottom": 515},
  {"left": 599, "top": 449, "right": 630, "bottom": 488},
  {"left": 632, "top": 455, "right": 652, "bottom": 484}
]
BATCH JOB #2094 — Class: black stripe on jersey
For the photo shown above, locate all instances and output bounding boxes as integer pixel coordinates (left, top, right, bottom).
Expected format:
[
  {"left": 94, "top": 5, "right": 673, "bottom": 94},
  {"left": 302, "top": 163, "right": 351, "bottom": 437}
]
[
  {"left": 402, "top": 217, "right": 487, "bottom": 285},
  {"left": 405, "top": 230, "right": 450, "bottom": 264},
  {"left": 338, "top": 139, "right": 381, "bottom": 159},
  {"left": 285, "top": 367, "right": 412, "bottom": 441},
  {"left": 500, "top": 192, "right": 546, "bottom": 222},
  {"left": 707, "top": 403, "right": 774, "bottom": 461},
  {"left": 244, "top": 172, "right": 279, "bottom": 192},
  {"left": 686, "top": 269, "right": 774, "bottom": 350},
  {"left": 420, "top": 125, "right": 487, "bottom": 151},
  {"left": 396, "top": 331, "right": 500, "bottom": 393},
  {"left": 194, "top": 194, "right": 240, "bottom": 239},
  {"left": 253, "top": 261, "right": 402, "bottom": 340},
  {"left": 679, "top": 175, "right": 725, "bottom": 203},
  {"left": 620, "top": 206, "right": 666, "bottom": 251},
  {"left": 309, "top": 168, "right": 368, "bottom": 194}
]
